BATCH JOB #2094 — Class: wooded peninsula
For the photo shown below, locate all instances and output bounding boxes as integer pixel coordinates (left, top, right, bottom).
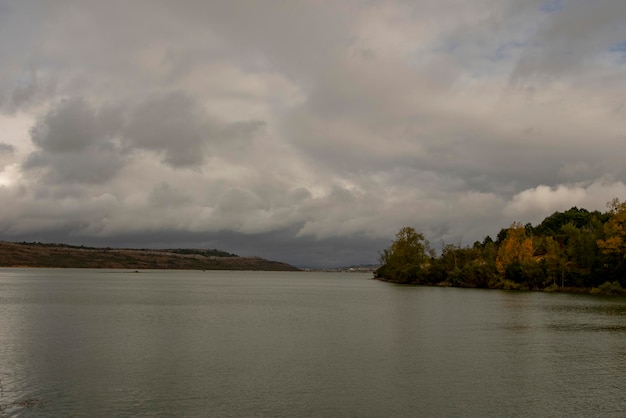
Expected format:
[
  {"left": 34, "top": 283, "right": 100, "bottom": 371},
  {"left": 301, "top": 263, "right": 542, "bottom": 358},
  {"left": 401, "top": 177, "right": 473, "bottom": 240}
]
[{"left": 375, "top": 199, "right": 626, "bottom": 295}]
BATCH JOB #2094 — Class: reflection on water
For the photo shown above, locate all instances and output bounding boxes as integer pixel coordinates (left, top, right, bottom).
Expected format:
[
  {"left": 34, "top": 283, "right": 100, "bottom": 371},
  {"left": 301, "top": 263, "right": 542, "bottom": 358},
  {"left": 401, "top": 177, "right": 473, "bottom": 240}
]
[{"left": 1, "top": 269, "right": 626, "bottom": 417}]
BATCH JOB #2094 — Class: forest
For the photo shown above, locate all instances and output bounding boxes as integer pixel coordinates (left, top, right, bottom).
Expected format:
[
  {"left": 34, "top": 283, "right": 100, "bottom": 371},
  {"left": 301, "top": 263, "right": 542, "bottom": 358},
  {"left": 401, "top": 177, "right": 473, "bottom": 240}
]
[{"left": 374, "top": 199, "right": 626, "bottom": 294}]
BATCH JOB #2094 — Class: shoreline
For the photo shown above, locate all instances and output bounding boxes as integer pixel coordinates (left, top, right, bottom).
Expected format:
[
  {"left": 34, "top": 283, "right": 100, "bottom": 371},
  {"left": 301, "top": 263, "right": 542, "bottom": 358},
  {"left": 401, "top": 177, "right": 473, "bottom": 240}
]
[{"left": 373, "top": 277, "right": 626, "bottom": 297}]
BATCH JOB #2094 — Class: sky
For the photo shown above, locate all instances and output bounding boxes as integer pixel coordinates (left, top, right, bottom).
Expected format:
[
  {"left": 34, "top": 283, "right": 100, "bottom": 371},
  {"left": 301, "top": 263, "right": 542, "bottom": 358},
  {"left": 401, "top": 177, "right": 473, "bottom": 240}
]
[{"left": 1, "top": 0, "right": 626, "bottom": 268}]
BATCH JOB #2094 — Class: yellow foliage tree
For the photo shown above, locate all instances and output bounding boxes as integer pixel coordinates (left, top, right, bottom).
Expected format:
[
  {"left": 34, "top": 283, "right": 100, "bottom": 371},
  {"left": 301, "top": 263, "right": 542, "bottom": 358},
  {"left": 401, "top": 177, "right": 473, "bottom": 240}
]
[
  {"left": 597, "top": 198, "right": 626, "bottom": 259},
  {"left": 496, "top": 222, "right": 534, "bottom": 276}
]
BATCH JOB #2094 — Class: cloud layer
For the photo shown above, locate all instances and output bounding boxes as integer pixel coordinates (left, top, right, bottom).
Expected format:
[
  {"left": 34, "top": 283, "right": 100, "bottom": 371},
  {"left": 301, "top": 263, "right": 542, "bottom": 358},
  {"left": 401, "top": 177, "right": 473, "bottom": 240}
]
[{"left": 1, "top": 0, "right": 625, "bottom": 267}]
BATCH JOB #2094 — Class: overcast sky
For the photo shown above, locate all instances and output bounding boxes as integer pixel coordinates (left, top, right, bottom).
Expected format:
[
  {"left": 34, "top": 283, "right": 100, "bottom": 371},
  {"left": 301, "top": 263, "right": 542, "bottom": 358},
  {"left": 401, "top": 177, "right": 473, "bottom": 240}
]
[{"left": 1, "top": 0, "right": 626, "bottom": 267}]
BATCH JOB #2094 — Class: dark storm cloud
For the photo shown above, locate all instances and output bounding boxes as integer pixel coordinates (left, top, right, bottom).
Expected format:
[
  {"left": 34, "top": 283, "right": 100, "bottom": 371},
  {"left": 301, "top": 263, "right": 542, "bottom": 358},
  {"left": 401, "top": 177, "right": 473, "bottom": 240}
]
[{"left": 188, "top": 229, "right": 390, "bottom": 268}]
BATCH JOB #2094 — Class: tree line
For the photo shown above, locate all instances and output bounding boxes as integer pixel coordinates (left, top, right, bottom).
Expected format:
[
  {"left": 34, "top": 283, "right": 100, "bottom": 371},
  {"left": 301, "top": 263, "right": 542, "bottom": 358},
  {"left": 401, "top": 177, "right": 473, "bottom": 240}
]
[{"left": 374, "top": 199, "right": 626, "bottom": 294}]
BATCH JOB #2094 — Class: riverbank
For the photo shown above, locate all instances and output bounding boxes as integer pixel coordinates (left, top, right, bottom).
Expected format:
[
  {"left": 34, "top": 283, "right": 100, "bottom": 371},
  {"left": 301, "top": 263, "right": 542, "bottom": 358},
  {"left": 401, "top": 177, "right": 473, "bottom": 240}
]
[{"left": 374, "top": 276, "right": 626, "bottom": 296}]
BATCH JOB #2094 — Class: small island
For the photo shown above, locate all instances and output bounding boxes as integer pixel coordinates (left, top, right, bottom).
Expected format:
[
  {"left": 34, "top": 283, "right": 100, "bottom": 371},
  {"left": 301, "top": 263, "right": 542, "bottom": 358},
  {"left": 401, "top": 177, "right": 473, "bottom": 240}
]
[
  {"left": 375, "top": 199, "right": 626, "bottom": 295},
  {"left": 0, "top": 241, "right": 299, "bottom": 271}
]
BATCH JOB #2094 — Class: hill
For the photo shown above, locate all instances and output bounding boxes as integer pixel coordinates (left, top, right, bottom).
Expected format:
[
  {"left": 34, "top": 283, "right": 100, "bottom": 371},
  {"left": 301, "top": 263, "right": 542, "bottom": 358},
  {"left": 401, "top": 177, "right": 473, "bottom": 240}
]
[{"left": 0, "top": 241, "right": 299, "bottom": 271}]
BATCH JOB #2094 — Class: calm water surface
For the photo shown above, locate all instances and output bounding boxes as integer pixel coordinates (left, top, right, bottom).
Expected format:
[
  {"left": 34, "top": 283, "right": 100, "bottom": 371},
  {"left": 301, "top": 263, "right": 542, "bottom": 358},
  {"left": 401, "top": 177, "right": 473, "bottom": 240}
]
[{"left": 1, "top": 269, "right": 626, "bottom": 417}]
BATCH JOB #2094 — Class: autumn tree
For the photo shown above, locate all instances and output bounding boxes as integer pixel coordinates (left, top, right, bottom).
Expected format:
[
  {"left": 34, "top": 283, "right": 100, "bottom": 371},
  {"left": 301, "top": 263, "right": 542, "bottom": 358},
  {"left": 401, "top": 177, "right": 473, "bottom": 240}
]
[
  {"left": 496, "top": 222, "right": 534, "bottom": 274},
  {"left": 375, "top": 227, "right": 434, "bottom": 284},
  {"left": 597, "top": 199, "right": 626, "bottom": 258},
  {"left": 597, "top": 198, "right": 626, "bottom": 284}
]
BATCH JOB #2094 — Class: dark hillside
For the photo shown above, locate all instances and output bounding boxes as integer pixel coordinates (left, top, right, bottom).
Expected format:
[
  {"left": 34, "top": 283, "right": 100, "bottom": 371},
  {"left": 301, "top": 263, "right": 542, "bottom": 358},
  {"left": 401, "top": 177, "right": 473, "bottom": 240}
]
[{"left": 0, "top": 241, "right": 299, "bottom": 271}]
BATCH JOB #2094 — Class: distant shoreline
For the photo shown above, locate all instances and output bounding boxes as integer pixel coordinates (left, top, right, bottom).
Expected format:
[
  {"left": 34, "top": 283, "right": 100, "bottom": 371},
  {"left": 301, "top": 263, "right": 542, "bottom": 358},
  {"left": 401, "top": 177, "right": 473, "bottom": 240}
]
[{"left": 0, "top": 241, "right": 299, "bottom": 271}]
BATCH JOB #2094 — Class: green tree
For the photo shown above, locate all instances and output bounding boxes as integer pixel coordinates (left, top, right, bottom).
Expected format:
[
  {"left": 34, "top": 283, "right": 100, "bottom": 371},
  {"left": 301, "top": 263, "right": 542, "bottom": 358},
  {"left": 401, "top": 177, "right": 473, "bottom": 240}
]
[
  {"left": 543, "top": 236, "right": 567, "bottom": 288},
  {"left": 375, "top": 227, "right": 434, "bottom": 284}
]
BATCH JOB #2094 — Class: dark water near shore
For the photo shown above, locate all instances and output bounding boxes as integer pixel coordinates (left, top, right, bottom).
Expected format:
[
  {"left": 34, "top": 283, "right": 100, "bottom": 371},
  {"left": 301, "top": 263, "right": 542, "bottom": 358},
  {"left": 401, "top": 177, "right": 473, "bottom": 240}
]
[{"left": 1, "top": 269, "right": 626, "bottom": 417}]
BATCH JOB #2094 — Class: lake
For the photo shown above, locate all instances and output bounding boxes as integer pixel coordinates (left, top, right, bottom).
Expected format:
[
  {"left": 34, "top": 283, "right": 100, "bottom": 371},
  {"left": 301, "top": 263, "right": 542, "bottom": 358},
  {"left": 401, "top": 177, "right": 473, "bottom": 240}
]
[{"left": 1, "top": 269, "right": 625, "bottom": 417}]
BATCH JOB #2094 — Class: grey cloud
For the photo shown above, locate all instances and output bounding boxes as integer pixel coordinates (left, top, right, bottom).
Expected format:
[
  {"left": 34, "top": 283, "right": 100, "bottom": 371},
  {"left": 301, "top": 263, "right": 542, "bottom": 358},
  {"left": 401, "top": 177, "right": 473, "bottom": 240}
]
[
  {"left": 148, "top": 182, "right": 194, "bottom": 208},
  {"left": 0, "top": 1, "right": 350, "bottom": 111},
  {"left": 22, "top": 92, "right": 266, "bottom": 188},
  {"left": 23, "top": 98, "right": 126, "bottom": 184},
  {"left": 163, "top": 0, "right": 353, "bottom": 78},
  {"left": 0, "top": 70, "right": 57, "bottom": 114},
  {"left": 10, "top": 79, "right": 38, "bottom": 110},
  {"left": 0, "top": 142, "right": 14, "bottom": 154},
  {"left": 215, "top": 188, "right": 266, "bottom": 214},
  {"left": 0, "top": 0, "right": 67, "bottom": 114},
  {"left": 23, "top": 146, "right": 126, "bottom": 185},
  {"left": 512, "top": 0, "right": 626, "bottom": 81},
  {"left": 124, "top": 92, "right": 208, "bottom": 167},
  {"left": 30, "top": 98, "right": 99, "bottom": 152},
  {"left": 0, "top": 142, "right": 15, "bottom": 171},
  {"left": 124, "top": 92, "right": 264, "bottom": 168}
]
